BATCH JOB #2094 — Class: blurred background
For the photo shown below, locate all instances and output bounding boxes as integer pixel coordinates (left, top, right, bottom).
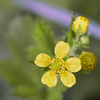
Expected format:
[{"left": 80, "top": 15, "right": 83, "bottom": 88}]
[{"left": 0, "top": 0, "right": 100, "bottom": 100}]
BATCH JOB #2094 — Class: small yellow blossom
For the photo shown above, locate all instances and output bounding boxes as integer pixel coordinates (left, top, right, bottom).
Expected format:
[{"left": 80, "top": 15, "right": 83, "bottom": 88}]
[
  {"left": 35, "top": 41, "right": 82, "bottom": 87},
  {"left": 73, "top": 16, "right": 89, "bottom": 35}
]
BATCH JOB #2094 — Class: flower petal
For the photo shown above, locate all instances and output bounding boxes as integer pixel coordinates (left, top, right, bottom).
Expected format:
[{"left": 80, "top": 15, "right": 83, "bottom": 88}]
[
  {"left": 55, "top": 41, "right": 70, "bottom": 59},
  {"left": 73, "top": 16, "right": 89, "bottom": 35},
  {"left": 34, "top": 53, "right": 52, "bottom": 67},
  {"left": 41, "top": 71, "right": 57, "bottom": 87},
  {"left": 60, "top": 71, "right": 76, "bottom": 87},
  {"left": 65, "top": 57, "right": 81, "bottom": 72}
]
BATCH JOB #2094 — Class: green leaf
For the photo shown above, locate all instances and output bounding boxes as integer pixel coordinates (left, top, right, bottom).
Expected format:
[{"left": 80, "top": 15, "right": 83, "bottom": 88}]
[
  {"left": 27, "top": 19, "right": 56, "bottom": 63},
  {"left": 79, "top": 69, "right": 90, "bottom": 74},
  {"left": 0, "top": 16, "right": 68, "bottom": 100},
  {"left": 12, "top": 85, "right": 37, "bottom": 97},
  {"left": 0, "top": 59, "right": 44, "bottom": 97},
  {"left": 25, "top": 45, "right": 41, "bottom": 61},
  {"left": 81, "top": 45, "right": 90, "bottom": 49},
  {"left": 12, "top": 85, "right": 47, "bottom": 100},
  {"left": 46, "top": 80, "right": 67, "bottom": 100},
  {"left": 7, "top": 15, "right": 35, "bottom": 61},
  {"left": 65, "top": 11, "right": 75, "bottom": 46},
  {"left": 0, "top": 59, "right": 68, "bottom": 100},
  {"left": 28, "top": 60, "right": 35, "bottom": 65},
  {"left": 0, "top": 60, "right": 33, "bottom": 86},
  {"left": 32, "top": 19, "right": 55, "bottom": 56}
]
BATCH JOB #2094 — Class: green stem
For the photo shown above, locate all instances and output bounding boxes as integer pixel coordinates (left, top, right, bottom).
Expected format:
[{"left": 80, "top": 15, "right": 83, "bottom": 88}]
[
  {"left": 69, "top": 34, "right": 80, "bottom": 54},
  {"left": 69, "top": 44, "right": 76, "bottom": 53},
  {"left": 75, "top": 34, "right": 80, "bottom": 42}
]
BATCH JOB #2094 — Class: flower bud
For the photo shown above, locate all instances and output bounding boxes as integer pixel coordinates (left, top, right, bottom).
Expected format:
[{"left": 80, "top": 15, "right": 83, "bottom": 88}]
[
  {"left": 79, "top": 52, "right": 97, "bottom": 72},
  {"left": 81, "top": 35, "right": 89, "bottom": 44},
  {"left": 72, "top": 16, "right": 89, "bottom": 35}
]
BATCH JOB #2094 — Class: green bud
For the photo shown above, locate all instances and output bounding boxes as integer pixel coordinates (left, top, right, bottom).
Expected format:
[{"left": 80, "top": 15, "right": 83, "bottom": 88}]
[{"left": 81, "top": 35, "right": 89, "bottom": 44}]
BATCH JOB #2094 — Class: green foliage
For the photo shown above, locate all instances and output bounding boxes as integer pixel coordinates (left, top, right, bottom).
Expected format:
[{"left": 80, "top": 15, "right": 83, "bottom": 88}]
[
  {"left": 26, "top": 46, "right": 41, "bottom": 61},
  {"left": 79, "top": 69, "right": 90, "bottom": 74},
  {"left": 0, "top": 16, "right": 67, "bottom": 100},
  {"left": 46, "top": 80, "right": 67, "bottom": 100},
  {"left": 26, "top": 19, "right": 56, "bottom": 61},
  {"left": 33, "top": 19, "right": 55, "bottom": 56},
  {"left": 0, "top": 58, "right": 45, "bottom": 98},
  {"left": 7, "top": 15, "right": 35, "bottom": 61},
  {"left": 64, "top": 11, "right": 75, "bottom": 46},
  {"left": 80, "top": 35, "right": 90, "bottom": 44}
]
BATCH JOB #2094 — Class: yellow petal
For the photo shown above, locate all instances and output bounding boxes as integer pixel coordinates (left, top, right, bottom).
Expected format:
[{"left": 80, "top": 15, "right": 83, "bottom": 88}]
[
  {"left": 65, "top": 57, "right": 81, "bottom": 72},
  {"left": 55, "top": 41, "right": 70, "bottom": 59},
  {"left": 41, "top": 71, "right": 57, "bottom": 87},
  {"left": 80, "top": 17, "right": 89, "bottom": 33},
  {"left": 60, "top": 71, "right": 76, "bottom": 87},
  {"left": 34, "top": 53, "right": 52, "bottom": 67},
  {"left": 73, "top": 16, "right": 89, "bottom": 34}
]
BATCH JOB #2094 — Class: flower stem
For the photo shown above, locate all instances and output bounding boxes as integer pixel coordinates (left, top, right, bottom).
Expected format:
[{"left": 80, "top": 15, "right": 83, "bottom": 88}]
[
  {"left": 69, "top": 34, "right": 80, "bottom": 54},
  {"left": 75, "top": 34, "right": 80, "bottom": 42}
]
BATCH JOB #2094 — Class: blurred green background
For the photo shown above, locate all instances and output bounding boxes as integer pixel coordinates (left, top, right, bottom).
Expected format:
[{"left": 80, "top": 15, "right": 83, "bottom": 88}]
[{"left": 0, "top": 0, "right": 100, "bottom": 100}]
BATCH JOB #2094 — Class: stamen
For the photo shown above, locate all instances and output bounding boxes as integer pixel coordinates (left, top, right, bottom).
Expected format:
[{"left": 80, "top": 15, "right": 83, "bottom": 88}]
[{"left": 50, "top": 58, "right": 65, "bottom": 73}]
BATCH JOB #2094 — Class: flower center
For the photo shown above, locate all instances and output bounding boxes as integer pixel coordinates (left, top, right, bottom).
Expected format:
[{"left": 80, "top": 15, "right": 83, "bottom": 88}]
[{"left": 50, "top": 58, "right": 65, "bottom": 73}]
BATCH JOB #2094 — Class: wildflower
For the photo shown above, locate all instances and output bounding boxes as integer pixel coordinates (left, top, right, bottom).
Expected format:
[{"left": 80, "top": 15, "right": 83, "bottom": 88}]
[
  {"left": 72, "top": 16, "right": 89, "bottom": 35},
  {"left": 79, "top": 52, "right": 97, "bottom": 72},
  {"left": 35, "top": 41, "right": 81, "bottom": 87}
]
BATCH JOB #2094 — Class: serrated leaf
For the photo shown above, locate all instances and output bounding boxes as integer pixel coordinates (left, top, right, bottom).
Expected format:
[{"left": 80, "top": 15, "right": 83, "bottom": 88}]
[
  {"left": 46, "top": 80, "right": 67, "bottom": 100},
  {"left": 0, "top": 59, "right": 44, "bottom": 97},
  {"left": 26, "top": 46, "right": 41, "bottom": 61},
  {"left": 12, "top": 85, "right": 47, "bottom": 100},
  {"left": 32, "top": 19, "right": 55, "bottom": 56},
  {"left": 65, "top": 11, "right": 75, "bottom": 46},
  {"left": 0, "top": 59, "right": 68, "bottom": 100},
  {"left": 0, "top": 60, "right": 33, "bottom": 86},
  {"left": 0, "top": 16, "right": 68, "bottom": 100}
]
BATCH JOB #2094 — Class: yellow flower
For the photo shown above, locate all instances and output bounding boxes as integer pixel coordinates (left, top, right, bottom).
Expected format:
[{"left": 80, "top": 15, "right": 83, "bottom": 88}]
[
  {"left": 35, "top": 41, "right": 82, "bottom": 87},
  {"left": 73, "top": 16, "right": 89, "bottom": 35}
]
